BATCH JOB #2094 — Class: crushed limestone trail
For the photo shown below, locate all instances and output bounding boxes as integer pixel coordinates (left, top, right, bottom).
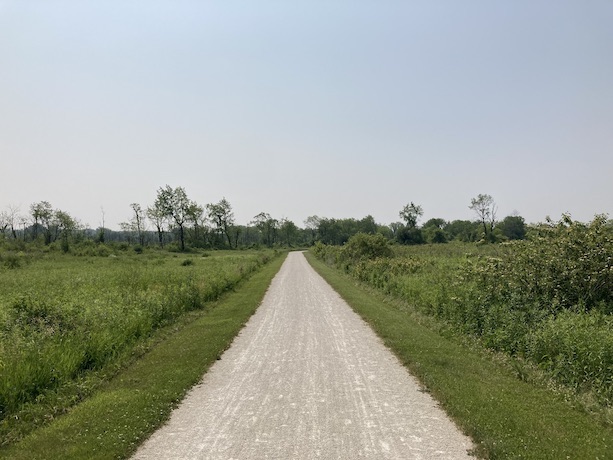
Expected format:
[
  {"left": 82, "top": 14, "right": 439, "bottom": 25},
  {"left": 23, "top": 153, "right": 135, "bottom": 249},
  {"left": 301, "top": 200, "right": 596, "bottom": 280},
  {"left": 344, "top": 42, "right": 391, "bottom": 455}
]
[{"left": 133, "top": 252, "right": 474, "bottom": 459}]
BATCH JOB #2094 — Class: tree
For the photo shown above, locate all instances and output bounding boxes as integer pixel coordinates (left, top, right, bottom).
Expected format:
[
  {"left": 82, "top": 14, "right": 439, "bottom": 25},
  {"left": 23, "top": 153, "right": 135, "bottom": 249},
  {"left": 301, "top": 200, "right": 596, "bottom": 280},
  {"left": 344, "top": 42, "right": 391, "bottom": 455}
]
[
  {"left": 207, "top": 198, "right": 235, "bottom": 248},
  {"left": 446, "top": 220, "right": 480, "bottom": 242},
  {"left": 357, "top": 215, "right": 378, "bottom": 234},
  {"left": 121, "top": 203, "right": 147, "bottom": 246},
  {"left": 6, "top": 205, "right": 21, "bottom": 240},
  {"left": 499, "top": 215, "right": 527, "bottom": 240},
  {"left": 279, "top": 218, "right": 299, "bottom": 247},
  {"left": 0, "top": 210, "right": 8, "bottom": 237},
  {"left": 52, "top": 210, "right": 77, "bottom": 252},
  {"left": 30, "top": 201, "right": 53, "bottom": 243},
  {"left": 97, "top": 207, "right": 106, "bottom": 244},
  {"left": 396, "top": 226, "right": 424, "bottom": 245},
  {"left": 130, "top": 203, "right": 147, "bottom": 246},
  {"left": 155, "top": 185, "right": 196, "bottom": 251},
  {"left": 147, "top": 199, "right": 167, "bottom": 247},
  {"left": 422, "top": 218, "right": 448, "bottom": 244},
  {"left": 341, "top": 233, "right": 393, "bottom": 262},
  {"left": 304, "top": 215, "right": 321, "bottom": 245},
  {"left": 423, "top": 218, "right": 446, "bottom": 229},
  {"left": 469, "top": 194, "right": 497, "bottom": 240},
  {"left": 251, "top": 212, "right": 278, "bottom": 247},
  {"left": 399, "top": 202, "right": 423, "bottom": 229},
  {"left": 187, "top": 202, "right": 205, "bottom": 248},
  {"left": 388, "top": 222, "right": 405, "bottom": 237}
]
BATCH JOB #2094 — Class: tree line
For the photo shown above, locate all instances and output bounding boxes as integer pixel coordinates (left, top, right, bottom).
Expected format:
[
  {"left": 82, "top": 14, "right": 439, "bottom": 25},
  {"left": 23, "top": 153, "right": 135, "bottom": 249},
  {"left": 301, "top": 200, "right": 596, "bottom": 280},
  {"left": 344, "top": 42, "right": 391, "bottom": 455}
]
[{"left": 1, "top": 188, "right": 530, "bottom": 252}]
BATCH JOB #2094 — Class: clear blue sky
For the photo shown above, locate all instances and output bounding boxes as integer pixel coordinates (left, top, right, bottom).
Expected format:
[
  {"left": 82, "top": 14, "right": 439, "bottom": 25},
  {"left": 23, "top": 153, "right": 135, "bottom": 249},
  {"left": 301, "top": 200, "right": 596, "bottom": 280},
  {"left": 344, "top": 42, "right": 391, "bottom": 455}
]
[{"left": 1, "top": 1, "right": 612, "bottom": 229}]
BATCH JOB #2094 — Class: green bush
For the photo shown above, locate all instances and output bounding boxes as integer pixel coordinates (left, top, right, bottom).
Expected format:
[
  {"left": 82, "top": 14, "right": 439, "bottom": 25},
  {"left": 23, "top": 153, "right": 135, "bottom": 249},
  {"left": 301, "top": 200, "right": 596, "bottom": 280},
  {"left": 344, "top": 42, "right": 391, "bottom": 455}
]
[
  {"left": 469, "top": 215, "right": 613, "bottom": 315},
  {"left": 312, "top": 217, "right": 613, "bottom": 407},
  {"left": 526, "top": 311, "right": 613, "bottom": 404},
  {"left": 340, "top": 233, "right": 393, "bottom": 263},
  {"left": 1, "top": 253, "right": 22, "bottom": 269}
]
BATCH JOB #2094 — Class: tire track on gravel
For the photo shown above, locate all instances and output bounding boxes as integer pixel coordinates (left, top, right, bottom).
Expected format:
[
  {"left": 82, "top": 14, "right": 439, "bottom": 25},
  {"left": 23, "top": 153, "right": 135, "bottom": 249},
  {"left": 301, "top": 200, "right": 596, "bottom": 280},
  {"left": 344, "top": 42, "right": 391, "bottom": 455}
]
[{"left": 133, "top": 251, "right": 474, "bottom": 459}]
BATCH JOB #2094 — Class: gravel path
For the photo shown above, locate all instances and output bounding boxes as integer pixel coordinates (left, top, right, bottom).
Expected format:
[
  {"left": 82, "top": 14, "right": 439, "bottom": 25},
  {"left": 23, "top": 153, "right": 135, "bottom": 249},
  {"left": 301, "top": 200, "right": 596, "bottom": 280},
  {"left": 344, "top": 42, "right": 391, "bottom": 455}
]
[{"left": 133, "top": 251, "right": 474, "bottom": 459}]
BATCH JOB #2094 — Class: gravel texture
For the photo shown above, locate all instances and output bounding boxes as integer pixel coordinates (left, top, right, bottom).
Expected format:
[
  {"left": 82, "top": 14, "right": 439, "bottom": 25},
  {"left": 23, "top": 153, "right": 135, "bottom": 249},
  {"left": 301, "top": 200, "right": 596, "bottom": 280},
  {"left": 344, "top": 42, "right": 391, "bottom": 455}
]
[{"left": 133, "top": 251, "right": 475, "bottom": 459}]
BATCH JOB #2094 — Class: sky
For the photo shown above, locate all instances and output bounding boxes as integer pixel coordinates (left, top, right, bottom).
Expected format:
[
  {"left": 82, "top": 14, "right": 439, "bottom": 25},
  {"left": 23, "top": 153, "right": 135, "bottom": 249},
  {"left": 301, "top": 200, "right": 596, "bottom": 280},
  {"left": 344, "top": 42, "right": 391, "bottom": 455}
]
[{"left": 1, "top": 1, "right": 612, "bottom": 230}]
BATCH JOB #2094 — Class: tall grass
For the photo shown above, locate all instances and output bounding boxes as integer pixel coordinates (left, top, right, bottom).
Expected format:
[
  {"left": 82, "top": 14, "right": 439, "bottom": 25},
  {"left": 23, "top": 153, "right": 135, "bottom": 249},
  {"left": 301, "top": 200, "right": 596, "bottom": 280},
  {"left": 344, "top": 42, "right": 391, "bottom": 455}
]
[
  {"left": 0, "top": 249, "right": 278, "bottom": 441},
  {"left": 312, "top": 218, "right": 613, "bottom": 411}
]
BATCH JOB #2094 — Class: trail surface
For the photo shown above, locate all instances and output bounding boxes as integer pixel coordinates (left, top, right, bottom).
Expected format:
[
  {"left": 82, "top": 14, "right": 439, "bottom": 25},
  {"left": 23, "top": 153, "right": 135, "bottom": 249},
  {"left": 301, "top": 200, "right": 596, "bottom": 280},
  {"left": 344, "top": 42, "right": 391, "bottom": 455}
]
[{"left": 133, "top": 252, "right": 474, "bottom": 459}]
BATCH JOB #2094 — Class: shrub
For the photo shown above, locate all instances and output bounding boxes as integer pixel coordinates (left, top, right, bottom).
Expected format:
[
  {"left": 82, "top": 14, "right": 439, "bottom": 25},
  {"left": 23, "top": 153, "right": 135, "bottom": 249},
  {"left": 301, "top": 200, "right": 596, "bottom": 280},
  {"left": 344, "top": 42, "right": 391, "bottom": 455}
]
[
  {"left": 1, "top": 252, "right": 22, "bottom": 269},
  {"left": 468, "top": 215, "right": 613, "bottom": 314},
  {"left": 525, "top": 311, "right": 613, "bottom": 404},
  {"left": 340, "top": 233, "right": 393, "bottom": 263}
]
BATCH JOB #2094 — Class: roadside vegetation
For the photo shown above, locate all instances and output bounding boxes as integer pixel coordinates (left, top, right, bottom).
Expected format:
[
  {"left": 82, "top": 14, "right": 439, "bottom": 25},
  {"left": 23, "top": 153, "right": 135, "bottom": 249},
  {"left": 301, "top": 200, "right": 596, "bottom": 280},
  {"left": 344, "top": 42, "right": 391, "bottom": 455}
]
[
  {"left": 310, "top": 217, "right": 613, "bottom": 457},
  {"left": 0, "top": 251, "right": 286, "bottom": 459},
  {"left": 3, "top": 187, "right": 612, "bottom": 457},
  {"left": 0, "top": 244, "right": 281, "bottom": 448}
]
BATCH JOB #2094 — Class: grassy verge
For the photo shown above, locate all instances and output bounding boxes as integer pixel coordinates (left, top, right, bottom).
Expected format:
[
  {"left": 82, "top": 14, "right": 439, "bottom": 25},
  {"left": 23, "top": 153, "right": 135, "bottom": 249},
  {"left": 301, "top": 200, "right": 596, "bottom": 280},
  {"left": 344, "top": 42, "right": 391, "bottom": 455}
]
[
  {"left": 0, "top": 249, "right": 276, "bottom": 444},
  {"left": 0, "top": 252, "right": 287, "bottom": 459},
  {"left": 305, "top": 251, "right": 613, "bottom": 459}
]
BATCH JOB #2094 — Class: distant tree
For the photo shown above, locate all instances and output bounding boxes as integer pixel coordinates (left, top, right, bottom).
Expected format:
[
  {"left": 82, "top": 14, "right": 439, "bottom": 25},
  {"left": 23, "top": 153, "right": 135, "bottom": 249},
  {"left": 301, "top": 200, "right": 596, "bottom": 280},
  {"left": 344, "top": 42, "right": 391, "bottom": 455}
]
[
  {"left": 52, "top": 210, "right": 77, "bottom": 252},
  {"left": 156, "top": 185, "right": 196, "bottom": 251},
  {"left": 304, "top": 215, "right": 321, "bottom": 245},
  {"left": 422, "top": 217, "right": 448, "bottom": 244},
  {"left": 97, "top": 207, "right": 106, "bottom": 243},
  {"left": 147, "top": 199, "right": 167, "bottom": 247},
  {"left": 131, "top": 203, "right": 147, "bottom": 246},
  {"left": 317, "top": 218, "right": 351, "bottom": 245},
  {"left": 251, "top": 212, "right": 278, "bottom": 247},
  {"left": 207, "top": 198, "right": 235, "bottom": 248},
  {"left": 119, "top": 221, "right": 135, "bottom": 244},
  {"left": 30, "top": 201, "right": 53, "bottom": 243},
  {"left": 396, "top": 227, "right": 424, "bottom": 245},
  {"left": 376, "top": 224, "right": 394, "bottom": 240},
  {"left": 399, "top": 202, "right": 423, "bottom": 229},
  {"left": 341, "top": 233, "right": 393, "bottom": 262},
  {"left": 388, "top": 222, "right": 405, "bottom": 238},
  {"left": 121, "top": 203, "right": 147, "bottom": 246},
  {"left": 499, "top": 215, "right": 527, "bottom": 240},
  {"left": 469, "top": 194, "right": 497, "bottom": 240},
  {"left": 7, "top": 205, "right": 21, "bottom": 240},
  {"left": 279, "top": 218, "right": 299, "bottom": 247},
  {"left": 0, "top": 210, "right": 8, "bottom": 237},
  {"left": 356, "top": 215, "right": 378, "bottom": 234},
  {"left": 446, "top": 219, "right": 479, "bottom": 242},
  {"left": 423, "top": 218, "right": 446, "bottom": 229},
  {"left": 187, "top": 202, "right": 206, "bottom": 248}
]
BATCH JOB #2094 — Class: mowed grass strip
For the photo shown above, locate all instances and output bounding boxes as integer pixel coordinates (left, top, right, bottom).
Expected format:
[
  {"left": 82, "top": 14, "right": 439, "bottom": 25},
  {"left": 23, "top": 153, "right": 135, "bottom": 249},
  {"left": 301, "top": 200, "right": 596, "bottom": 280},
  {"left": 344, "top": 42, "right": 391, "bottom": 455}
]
[
  {"left": 305, "top": 252, "right": 613, "bottom": 459},
  {"left": 0, "top": 253, "right": 287, "bottom": 460}
]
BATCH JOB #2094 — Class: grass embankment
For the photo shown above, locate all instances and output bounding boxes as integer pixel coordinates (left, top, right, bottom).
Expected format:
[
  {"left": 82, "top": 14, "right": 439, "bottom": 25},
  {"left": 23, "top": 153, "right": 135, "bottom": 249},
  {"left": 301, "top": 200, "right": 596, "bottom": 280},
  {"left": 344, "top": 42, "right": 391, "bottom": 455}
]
[
  {"left": 305, "top": 251, "right": 613, "bottom": 459},
  {"left": 0, "top": 251, "right": 286, "bottom": 459}
]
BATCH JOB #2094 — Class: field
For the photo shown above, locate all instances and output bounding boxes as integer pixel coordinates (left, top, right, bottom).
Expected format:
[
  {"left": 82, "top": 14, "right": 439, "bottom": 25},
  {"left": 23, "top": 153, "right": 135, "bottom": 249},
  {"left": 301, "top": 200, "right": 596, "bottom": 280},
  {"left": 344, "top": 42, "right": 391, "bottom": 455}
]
[
  {"left": 312, "top": 218, "right": 613, "bottom": 418},
  {"left": 305, "top": 251, "right": 613, "bottom": 458},
  {"left": 0, "top": 247, "right": 279, "bottom": 446}
]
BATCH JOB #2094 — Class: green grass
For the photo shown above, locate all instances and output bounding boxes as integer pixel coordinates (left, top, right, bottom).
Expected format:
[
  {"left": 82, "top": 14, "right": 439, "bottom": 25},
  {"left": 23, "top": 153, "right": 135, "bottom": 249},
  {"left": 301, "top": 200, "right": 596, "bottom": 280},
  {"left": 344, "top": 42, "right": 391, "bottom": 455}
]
[
  {"left": 305, "top": 251, "right": 613, "bottom": 459},
  {"left": 0, "top": 248, "right": 277, "bottom": 441},
  {"left": 0, "top": 252, "right": 287, "bottom": 459}
]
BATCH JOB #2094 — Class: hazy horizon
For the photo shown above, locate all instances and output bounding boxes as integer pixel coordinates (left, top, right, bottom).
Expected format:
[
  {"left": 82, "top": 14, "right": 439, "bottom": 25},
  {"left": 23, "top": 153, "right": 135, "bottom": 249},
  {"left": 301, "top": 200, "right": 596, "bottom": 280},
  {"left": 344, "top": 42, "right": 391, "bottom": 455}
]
[{"left": 2, "top": 1, "right": 612, "bottom": 230}]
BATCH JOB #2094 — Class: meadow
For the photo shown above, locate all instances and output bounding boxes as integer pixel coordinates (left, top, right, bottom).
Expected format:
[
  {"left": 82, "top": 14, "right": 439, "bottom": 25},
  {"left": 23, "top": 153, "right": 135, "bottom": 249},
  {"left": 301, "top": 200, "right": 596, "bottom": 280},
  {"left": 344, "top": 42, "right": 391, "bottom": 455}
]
[
  {"left": 0, "top": 246, "right": 278, "bottom": 445},
  {"left": 312, "top": 216, "right": 613, "bottom": 415}
]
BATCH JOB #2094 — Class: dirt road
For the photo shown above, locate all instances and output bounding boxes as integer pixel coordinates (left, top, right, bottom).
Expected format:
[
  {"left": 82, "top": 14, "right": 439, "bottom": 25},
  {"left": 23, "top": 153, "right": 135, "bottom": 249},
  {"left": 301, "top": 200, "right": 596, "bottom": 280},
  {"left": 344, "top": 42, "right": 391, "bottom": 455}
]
[{"left": 133, "top": 252, "right": 474, "bottom": 459}]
